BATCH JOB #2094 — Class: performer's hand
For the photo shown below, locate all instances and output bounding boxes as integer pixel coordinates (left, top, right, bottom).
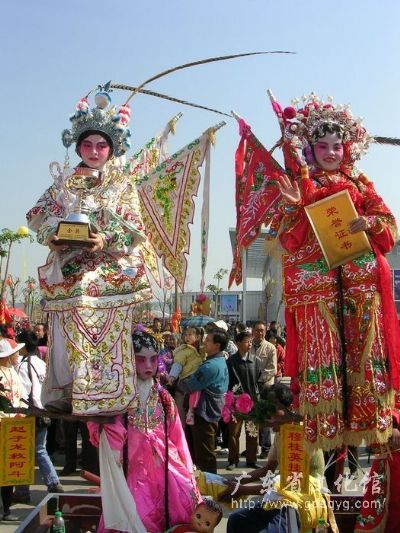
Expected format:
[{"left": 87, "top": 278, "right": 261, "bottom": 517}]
[
  {"left": 390, "top": 427, "right": 400, "bottom": 450},
  {"left": 277, "top": 175, "right": 301, "bottom": 204},
  {"left": 349, "top": 216, "right": 368, "bottom": 233},
  {"left": 48, "top": 235, "right": 69, "bottom": 252},
  {"left": 87, "top": 232, "right": 104, "bottom": 252},
  {"left": 218, "top": 481, "right": 237, "bottom": 501}
]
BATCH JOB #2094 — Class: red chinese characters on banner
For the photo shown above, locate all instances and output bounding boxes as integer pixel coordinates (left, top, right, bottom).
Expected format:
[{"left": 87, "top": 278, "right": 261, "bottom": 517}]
[
  {"left": 326, "top": 207, "right": 353, "bottom": 252},
  {"left": 304, "top": 190, "right": 371, "bottom": 270},
  {"left": 0, "top": 417, "right": 35, "bottom": 486},
  {"left": 279, "top": 423, "right": 310, "bottom": 494}
]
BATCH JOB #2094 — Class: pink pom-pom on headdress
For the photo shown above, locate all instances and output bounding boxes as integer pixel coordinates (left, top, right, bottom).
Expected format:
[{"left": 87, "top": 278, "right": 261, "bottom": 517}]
[
  {"left": 118, "top": 104, "right": 131, "bottom": 125},
  {"left": 76, "top": 98, "right": 89, "bottom": 112},
  {"left": 283, "top": 106, "right": 297, "bottom": 120}
]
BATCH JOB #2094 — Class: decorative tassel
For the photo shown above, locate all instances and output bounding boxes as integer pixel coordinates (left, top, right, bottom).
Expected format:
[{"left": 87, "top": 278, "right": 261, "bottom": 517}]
[
  {"left": 204, "top": 121, "right": 226, "bottom": 146},
  {"left": 206, "top": 128, "right": 216, "bottom": 146},
  {"left": 168, "top": 112, "right": 183, "bottom": 135},
  {"left": 64, "top": 149, "right": 70, "bottom": 170}
]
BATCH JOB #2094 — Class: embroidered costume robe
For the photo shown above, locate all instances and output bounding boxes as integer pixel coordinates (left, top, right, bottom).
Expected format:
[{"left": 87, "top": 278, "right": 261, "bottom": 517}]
[
  {"left": 281, "top": 170, "right": 398, "bottom": 450},
  {"left": 26, "top": 165, "right": 152, "bottom": 415},
  {"left": 88, "top": 384, "right": 201, "bottom": 532}
]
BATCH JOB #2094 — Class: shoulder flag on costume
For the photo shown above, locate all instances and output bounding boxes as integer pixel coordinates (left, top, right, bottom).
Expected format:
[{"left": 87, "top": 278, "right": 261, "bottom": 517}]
[
  {"left": 128, "top": 112, "right": 182, "bottom": 183},
  {"left": 137, "top": 129, "right": 216, "bottom": 291},
  {"left": 128, "top": 114, "right": 182, "bottom": 289},
  {"left": 229, "top": 117, "right": 286, "bottom": 287}
]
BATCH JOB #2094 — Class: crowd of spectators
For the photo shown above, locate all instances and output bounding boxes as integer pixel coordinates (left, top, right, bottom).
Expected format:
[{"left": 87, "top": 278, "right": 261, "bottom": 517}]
[{"left": 0, "top": 315, "right": 287, "bottom": 524}]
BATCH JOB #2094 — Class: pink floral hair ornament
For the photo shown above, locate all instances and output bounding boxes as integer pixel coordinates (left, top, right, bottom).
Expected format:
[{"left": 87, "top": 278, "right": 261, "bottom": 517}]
[{"left": 132, "top": 323, "right": 159, "bottom": 353}]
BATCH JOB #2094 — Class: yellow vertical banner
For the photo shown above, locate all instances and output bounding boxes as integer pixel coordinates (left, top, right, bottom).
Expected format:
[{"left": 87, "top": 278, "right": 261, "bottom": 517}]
[
  {"left": 279, "top": 423, "right": 309, "bottom": 494},
  {"left": 0, "top": 417, "right": 35, "bottom": 486}
]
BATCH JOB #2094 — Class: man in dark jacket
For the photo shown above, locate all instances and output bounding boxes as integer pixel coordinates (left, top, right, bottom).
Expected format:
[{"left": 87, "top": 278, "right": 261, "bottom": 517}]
[{"left": 226, "top": 331, "right": 263, "bottom": 470}]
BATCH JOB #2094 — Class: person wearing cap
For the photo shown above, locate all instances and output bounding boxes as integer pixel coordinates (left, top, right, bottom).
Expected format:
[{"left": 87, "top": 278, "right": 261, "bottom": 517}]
[
  {"left": 205, "top": 320, "right": 237, "bottom": 453},
  {"left": 206, "top": 320, "right": 237, "bottom": 357},
  {"left": 180, "top": 329, "right": 229, "bottom": 473},
  {"left": 0, "top": 337, "right": 24, "bottom": 522},
  {"left": 14, "top": 330, "right": 64, "bottom": 502}
]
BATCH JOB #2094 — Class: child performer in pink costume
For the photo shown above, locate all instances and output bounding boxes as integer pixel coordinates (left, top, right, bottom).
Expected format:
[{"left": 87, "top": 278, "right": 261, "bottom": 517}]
[{"left": 88, "top": 326, "right": 200, "bottom": 533}]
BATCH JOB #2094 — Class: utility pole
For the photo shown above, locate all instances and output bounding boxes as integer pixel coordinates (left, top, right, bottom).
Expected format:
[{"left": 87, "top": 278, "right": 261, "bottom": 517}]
[{"left": 174, "top": 280, "right": 180, "bottom": 312}]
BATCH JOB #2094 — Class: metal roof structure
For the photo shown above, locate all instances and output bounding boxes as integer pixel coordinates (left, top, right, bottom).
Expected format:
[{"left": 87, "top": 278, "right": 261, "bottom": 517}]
[{"left": 229, "top": 227, "right": 269, "bottom": 279}]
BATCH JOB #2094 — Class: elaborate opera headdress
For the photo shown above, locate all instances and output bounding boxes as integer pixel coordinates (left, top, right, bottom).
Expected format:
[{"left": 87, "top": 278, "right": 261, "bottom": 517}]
[
  {"left": 132, "top": 324, "right": 160, "bottom": 353},
  {"left": 61, "top": 87, "right": 132, "bottom": 157},
  {"left": 271, "top": 92, "right": 372, "bottom": 164}
]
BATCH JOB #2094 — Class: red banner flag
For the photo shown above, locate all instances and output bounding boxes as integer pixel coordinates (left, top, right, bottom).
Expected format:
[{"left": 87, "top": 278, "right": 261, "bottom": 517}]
[{"left": 229, "top": 120, "right": 286, "bottom": 286}]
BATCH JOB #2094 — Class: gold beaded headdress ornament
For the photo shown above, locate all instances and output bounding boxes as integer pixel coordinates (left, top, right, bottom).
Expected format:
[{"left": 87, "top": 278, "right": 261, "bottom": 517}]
[{"left": 277, "top": 92, "right": 372, "bottom": 163}]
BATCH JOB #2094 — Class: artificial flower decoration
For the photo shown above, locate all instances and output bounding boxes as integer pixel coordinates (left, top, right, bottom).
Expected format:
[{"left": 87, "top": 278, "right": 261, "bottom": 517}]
[
  {"left": 16, "top": 226, "right": 30, "bottom": 237},
  {"left": 235, "top": 392, "right": 254, "bottom": 414},
  {"left": 222, "top": 385, "right": 301, "bottom": 427},
  {"left": 132, "top": 323, "right": 159, "bottom": 353}
]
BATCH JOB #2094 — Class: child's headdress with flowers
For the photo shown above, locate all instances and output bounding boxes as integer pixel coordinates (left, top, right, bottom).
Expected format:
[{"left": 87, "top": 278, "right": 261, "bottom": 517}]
[{"left": 132, "top": 324, "right": 159, "bottom": 353}]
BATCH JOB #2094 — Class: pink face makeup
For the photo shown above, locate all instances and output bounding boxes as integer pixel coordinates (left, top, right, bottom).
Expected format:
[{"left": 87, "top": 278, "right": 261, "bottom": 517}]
[
  {"left": 79, "top": 134, "right": 111, "bottom": 170},
  {"left": 135, "top": 347, "right": 158, "bottom": 380},
  {"left": 313, "top": 132, "right": 344, "bottom": 171}
]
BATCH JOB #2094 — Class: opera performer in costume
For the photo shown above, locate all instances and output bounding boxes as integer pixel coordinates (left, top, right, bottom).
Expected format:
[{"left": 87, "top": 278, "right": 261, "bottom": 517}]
[
  {"left": 272, "top": 94, "right": 400, "bottom": 451},
  {"left": 26, "top": 91, "right": 152, "bottom": 415},
  {"left": 230, "top": 93, "right": 400, "bottom": 453},
  {"left": 87, "top": 327, "right": 201, "bottom": 533}
]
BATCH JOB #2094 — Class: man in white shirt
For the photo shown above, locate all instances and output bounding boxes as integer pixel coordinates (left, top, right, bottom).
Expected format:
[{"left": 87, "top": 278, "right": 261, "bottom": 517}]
[
  {"left": 249, "top": 321, "right": 277, "bottom": 458},
  {"left": 14, "top": 331, "right": 63, "bottom": 502},
  {"left": 250, "top": 321, "right": 277, "bottom": 387}
]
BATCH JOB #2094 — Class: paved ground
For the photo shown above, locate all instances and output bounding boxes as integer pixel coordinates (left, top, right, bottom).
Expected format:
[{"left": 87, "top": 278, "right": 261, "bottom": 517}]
[{"left": 1, "top": 434, "right": 372, "bottom": 532}]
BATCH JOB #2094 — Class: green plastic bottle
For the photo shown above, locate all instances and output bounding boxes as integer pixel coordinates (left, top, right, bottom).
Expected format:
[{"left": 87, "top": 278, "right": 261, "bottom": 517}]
[
  {"left": 52, "top": 511, "right": 66, "bottom": 532},
  {"left": 315, "top": 517, "right": 328, "bottom": 532}
]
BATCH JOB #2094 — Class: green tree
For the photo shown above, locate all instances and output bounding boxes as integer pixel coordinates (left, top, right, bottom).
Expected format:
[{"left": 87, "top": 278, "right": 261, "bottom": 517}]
[
  {"left": 23, "top": 277, "right": 38, "bottom": 322},
  {"left": 0, "top": 227, "right": 33, "bottom": 302},
  {"left": 206, "top": 268, "right": 228, "bottom": 318},
  {"left": 5, "top": 275, "right": 20, "bottom": 310}
]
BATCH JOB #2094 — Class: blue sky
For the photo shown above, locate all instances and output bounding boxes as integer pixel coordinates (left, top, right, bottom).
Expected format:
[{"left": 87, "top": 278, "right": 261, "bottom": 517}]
[{"left": 1, "top": 0, "right": 399, "bottom": 294}]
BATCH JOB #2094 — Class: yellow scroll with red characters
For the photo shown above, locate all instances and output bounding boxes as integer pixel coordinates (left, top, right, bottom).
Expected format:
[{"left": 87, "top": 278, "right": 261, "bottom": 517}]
[
  {"left": 279, "top": 423, "right": 309, "bottom": 494},
  {"left": 0, "top": 417, "right": 35, "bottom": 486},
  {"left": 305, "top": 189, "right": 371, "bottom": 270}
]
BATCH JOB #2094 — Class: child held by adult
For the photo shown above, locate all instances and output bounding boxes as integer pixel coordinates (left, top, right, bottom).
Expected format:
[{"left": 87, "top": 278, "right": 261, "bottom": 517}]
[{"left": 168, "top": 327, "right": 205, "bottom": 426}]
